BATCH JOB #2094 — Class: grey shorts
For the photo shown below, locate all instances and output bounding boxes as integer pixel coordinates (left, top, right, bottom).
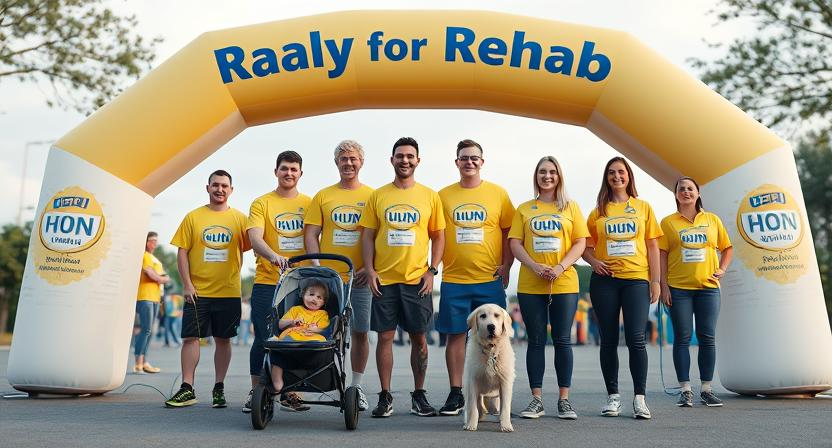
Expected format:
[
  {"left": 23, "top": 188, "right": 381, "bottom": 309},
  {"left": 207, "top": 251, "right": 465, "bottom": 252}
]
[
  {"left": 371, "top": 282, "right": 433, "bottom": 333},
  {"left": 349, "top": 285, "right": 372, "bottom": 333}
]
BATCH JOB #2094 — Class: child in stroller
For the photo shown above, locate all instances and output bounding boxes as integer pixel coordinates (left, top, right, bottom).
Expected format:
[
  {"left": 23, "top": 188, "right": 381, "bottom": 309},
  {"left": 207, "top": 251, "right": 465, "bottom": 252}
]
[{"left": 268, "top": 278, "right": 330, "bottom": 393}]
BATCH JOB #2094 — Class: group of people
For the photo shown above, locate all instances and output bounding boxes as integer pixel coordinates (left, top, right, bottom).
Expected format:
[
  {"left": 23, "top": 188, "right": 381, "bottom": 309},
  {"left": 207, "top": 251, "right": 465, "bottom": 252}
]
[{"left": 135, "top": 137, "right": 733, "bottom": 421}]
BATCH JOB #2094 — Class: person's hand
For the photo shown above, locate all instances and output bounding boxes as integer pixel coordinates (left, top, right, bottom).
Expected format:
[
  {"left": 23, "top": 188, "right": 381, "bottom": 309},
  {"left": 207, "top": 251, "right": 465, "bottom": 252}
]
[
  {"left": 309, "top": 323, "right": 318, "bottom": 330},
  {"left": 269, "top": 253, "right": 288, "bottom": 270},
  {"left": 532, "top": 263, "right": 556, "bottom": 281},
  {"left": 366, "top": 269, "right": 382, "bottom": 297},
  {"left": 551, "top": 263, "right": 566, "bottom": 280},
  {"left": 354, "top": 266, "right": 368, "bottom": 288},
  {"left": 649, "top": 281, "right": 661, "bottom": 304},
  {"left": 293, "top": 318, "right": 303, "bottom": 327},
  {"left": 419, "top": 270, "right": 435, "bottom": 296},
  {"left": 660, "top": 283, "right": 672, "bottom": 307},
  {"left": 589, "top": 259, "right": 612, "bottom": 276},
  {"left": 494, "top": 264, "right": 510, "bottom": 288},
  {"left": 183, "top": 285, "right": 197, "bottom": 304},
  {"left": 712, "top": 268, "right": 726, "bottom": 280}
]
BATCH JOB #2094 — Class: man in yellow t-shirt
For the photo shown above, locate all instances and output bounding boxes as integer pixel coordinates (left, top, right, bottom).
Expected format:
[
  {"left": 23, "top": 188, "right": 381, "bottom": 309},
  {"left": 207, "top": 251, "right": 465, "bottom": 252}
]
[
  {"left": 304, "top": 140, "right": 374, "bottom": 411},
  {"left": 135, "top": 231, "right": 170, "bottom": 375},
  {"left": 165, "top": 170, "right": 251, "bottom": 409},
  {"left": 244, "top": 150, "right": 312, "bottom": 413},
  {"left": 359, "top": 137, "right": 445, "bottom": 418},
  {"left": 436, "top": 139, "right": 514, "bottom": 416}
]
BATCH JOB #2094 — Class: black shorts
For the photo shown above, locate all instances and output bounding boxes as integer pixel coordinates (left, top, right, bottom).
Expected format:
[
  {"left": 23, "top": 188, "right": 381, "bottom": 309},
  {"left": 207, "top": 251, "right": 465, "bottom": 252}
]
[
  {"left": 182, "top": 297, "right": 241, "bottom": 339},
  {"left": 371, "top": 282, "right": 433, "bottom": 333}
]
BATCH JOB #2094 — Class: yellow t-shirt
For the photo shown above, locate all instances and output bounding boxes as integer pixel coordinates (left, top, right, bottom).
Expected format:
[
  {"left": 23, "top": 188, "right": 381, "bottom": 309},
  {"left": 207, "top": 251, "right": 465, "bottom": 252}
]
[
  {"left": 358, "top": 182, "right": 446, "bottom": 285},
  {"left": 508, "top": 199, "right": 589, "bottom": 294},
  {"left": 137, "top": 251, "right": 164, "bottom": 302},
  {"left": 170, "top": 205, "right": 251, "bottom": 298},
  {"left": 305, "top": 183, "right": 374, "bottom": 281},
  {"left": 278, "top": 305, "right": 330, "bottom": 342},
  {"left": 439, "top": 181, "right": 514, "bottom": 284},
  {"left": 586, "top": 197, "right": 663, "bottom": 281},
  {"left": 659, "top": 211, "right": 732, "bottom": 290},
  {"left": 246, "top": 191, "right": 312, "bottom": 285}
]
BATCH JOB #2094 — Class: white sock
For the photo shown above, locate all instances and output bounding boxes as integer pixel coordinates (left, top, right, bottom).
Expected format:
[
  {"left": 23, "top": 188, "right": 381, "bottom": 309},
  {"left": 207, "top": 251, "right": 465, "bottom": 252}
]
[
  {"left": 351, "top": 371, "right": 364, "bottom": 387},
  {"left": 680, "top": 382, "right": 692, "bottom": 392},
  {"left": 634, "top": 394, "right": 646, "bottom": 405},
  {"left": 701, "top": 381, "right": 712, "bottom": 393}
]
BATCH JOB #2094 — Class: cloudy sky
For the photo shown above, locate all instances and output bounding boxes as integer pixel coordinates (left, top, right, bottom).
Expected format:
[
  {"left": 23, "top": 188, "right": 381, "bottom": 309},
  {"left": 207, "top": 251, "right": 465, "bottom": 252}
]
[{"left": 0, "top": 0, "right": 754, "bottom": 292}]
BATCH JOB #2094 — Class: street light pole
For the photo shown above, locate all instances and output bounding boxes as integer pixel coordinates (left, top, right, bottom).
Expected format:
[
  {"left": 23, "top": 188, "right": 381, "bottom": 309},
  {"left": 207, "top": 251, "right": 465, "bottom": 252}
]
[{"left": 17, "top": 140, "right": 54, "bottom": 226}]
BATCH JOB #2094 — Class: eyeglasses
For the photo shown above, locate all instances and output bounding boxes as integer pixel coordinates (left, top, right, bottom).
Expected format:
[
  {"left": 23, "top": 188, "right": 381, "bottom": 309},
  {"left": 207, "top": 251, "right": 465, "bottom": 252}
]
[{"left": 457, "top": 156, "right": 482, "bottom": 162}]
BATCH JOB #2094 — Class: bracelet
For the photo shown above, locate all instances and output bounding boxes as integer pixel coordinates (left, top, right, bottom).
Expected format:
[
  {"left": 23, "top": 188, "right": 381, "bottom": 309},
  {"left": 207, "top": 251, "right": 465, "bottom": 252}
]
[{"left": 557, "top": 263, "right": 567, "bottom": 271}]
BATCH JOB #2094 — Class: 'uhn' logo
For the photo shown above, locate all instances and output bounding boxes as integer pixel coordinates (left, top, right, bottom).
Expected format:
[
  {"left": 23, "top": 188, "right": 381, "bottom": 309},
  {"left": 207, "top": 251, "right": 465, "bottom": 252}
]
[
  {"left": 385, "top": 204, "right": 420, "bottom": 230},
  {"left": 275, "top": 213, "right": 304, "bottom": 237},
  {"left": 331, "top": 205, "right": 362, "bottom": 231},
  {"left": 453, "top": 204, "right": 487, "bottom": 228},
  {"left": 39, "top": 190, "right": 105, "bottom": 253},
  {"left": 737, "top": 185, "right": 803, "bottom": 251},
  {"left": 604, "top": 217, "right": 637, "bottom": 241},
  {"left": 530, "top": 214, "right": 562, "bottom": 237},
  {"left": 203, "top": 226, "right": 233, "bottom": 249}
]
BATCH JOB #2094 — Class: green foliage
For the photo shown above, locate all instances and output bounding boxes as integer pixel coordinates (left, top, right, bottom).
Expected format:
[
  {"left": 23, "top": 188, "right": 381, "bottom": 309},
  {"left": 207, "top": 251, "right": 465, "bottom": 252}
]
[
  {"left": 0, "top": 0, "right": 161, "bottom": 114},
  {"left": 576, "top": 263, "right": 592, "bottom": 295},
  {"left": 690, "top": 0, "right": 832, "bottom": 136},
  {"left": 794, "top": 133, "right": 832, "bottom": 317},
  {"left": 0, "top": 222, "right": 32, "bottom": 332},
  {"left": 152, "top": 246, "right": 181, "bottom": 295}
]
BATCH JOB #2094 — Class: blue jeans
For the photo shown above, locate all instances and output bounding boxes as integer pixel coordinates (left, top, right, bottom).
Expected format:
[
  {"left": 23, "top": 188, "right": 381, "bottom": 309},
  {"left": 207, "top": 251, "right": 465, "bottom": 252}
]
[
  {"left": 164, "top": 315, "right": 182, "bottom": 346},
  {"left": 249, "top": 283, "right": 276, "bottom": 376},
  {"left": 590, "top": 274, "right": 650, "bottom": 395},
  {"left": 668, "top": 287, "right": 720, "bottom": 382},
  {"left": 518, "top": 292, "right": 578, "bottom": 389},
  {"left": 134, "top": 301, "right": 159, "bottom": 357}
]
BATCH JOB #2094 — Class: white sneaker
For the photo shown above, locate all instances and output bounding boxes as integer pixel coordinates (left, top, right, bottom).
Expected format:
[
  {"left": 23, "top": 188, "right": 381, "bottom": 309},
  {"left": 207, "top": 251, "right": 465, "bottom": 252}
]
[
  {"left": 356, "top": 385, "right": 369, "bottom": 411},
  {"left": 520, "top": 396, "right": 545, "bottom": 419},
  {"left": 633, "top": 398, "right": 652, "bottom": 419},
  {"left": 601, "top": 394, "right": 622, "bottom": 417}
]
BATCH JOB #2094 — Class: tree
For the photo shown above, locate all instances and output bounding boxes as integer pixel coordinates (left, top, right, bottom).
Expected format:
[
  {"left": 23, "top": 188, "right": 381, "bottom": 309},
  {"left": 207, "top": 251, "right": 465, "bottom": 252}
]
[
  {"left": 794, "top": 133, "right": 832, "bottom": 318},
  {"left": 692, "top": 0, "right": 832, "bottom": 321},
  {"left": 152, "top": 246, "right": 181, "bottom": 295},
  {"left": 0, "top": 0, "right": 161, "bottom": 114},
  {"left": 0, "top": 222, "right": 32, "bottom": 333}
]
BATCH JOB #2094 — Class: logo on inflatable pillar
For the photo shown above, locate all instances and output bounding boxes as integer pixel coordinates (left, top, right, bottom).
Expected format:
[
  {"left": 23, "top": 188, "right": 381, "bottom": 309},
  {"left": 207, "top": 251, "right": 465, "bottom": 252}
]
[
  {"left": 735, "top": 184, "right": 808, "bottom": 284},
  {"left": 32, "top": 186, "right": 110, "bottom": 285}
]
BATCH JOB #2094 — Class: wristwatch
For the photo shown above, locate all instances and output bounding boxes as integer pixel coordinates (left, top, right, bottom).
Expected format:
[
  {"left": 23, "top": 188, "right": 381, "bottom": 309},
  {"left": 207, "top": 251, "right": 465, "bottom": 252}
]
[{"left": 427, "top": 266, "right": 439, "bottom": 275}]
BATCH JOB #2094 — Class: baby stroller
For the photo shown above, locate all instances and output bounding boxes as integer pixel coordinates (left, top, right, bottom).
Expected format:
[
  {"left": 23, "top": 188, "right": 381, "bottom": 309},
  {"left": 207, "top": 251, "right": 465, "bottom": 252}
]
[{"left": 250, "top": 253, "right": 360, "bottom": 430}]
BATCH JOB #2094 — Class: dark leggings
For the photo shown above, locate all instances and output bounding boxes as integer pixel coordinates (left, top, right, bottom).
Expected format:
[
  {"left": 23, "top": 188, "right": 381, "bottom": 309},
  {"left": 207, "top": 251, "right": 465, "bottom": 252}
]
[
  {"left": 668, "top": 287, "right": 720, "bottom": 382},
  {"left": 590, "top": 274, "right": 650, "bottom": 395},
  {"left": 249, "top": 283, "right": 276, "bottom": 376},
  {"left": 518, "top": 292, "right": 578, "bottom": 389}
]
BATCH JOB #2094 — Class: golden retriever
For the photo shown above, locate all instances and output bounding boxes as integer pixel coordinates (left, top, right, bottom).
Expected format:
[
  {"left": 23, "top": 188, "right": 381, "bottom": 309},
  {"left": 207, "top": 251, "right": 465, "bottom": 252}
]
[{"left": 462, "top": 304, "right": 516, "bottom": 432}]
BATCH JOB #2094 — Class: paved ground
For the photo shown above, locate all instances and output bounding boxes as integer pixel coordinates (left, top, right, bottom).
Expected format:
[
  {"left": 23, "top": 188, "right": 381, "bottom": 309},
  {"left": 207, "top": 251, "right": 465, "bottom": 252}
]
[{"left": 2, "top": 340, "right": 831, "bottom": 447}]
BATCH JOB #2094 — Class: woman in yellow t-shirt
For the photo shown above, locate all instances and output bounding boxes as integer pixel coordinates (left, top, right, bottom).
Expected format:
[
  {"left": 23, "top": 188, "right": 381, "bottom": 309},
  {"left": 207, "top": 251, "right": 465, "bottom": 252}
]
[
  {"left": 582, "top": 157, "right": 662, "bottom": 419},
  {"left": 135, "top": 231, "right": 170, "bottom": 374},
  {"left": 659, "top": 176, "right": 733, "bottom": 408},
  {"left": 509, "top": 156, "right": 588, "bottom": 420}
]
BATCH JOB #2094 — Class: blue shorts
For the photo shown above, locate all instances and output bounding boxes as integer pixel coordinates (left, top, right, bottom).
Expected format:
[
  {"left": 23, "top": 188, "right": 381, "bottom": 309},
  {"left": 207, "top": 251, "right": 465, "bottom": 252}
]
[{"left": 436, "top": 279, "right": 506, "bottom": 335}]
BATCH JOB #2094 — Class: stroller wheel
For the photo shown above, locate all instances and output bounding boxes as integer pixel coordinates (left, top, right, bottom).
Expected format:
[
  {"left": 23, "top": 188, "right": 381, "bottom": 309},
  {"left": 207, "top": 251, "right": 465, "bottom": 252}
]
[
  {"left": 344, "top": 386, "right": 360, "bottom": 430},
  {"left": 251, "top": 384, "right": 273, "bottom": 430}
]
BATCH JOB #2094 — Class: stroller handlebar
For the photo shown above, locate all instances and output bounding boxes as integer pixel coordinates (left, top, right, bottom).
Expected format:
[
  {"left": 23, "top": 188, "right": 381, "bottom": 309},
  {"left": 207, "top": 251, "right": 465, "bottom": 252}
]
[{"left": 288, "top": 253, "right": 354, "bottom": 272}]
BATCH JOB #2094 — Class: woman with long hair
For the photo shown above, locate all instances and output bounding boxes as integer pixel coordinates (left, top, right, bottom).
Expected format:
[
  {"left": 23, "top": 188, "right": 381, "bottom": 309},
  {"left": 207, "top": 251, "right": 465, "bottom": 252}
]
[
  {"left": 509, "top": 156, "right": 588, "bottom": 419},
  {"left": 659, "top": 176, "right": 733, "bottom": 407},
  {"left": 582, "top": 157, "right": 662, "bottom": 419}
]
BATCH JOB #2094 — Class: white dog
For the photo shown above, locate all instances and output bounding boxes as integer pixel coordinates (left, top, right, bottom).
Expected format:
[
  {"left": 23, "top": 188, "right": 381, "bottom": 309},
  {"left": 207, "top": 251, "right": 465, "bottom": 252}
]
[{"left": 462, "top": 303, "right": 516, "bottom": 432}]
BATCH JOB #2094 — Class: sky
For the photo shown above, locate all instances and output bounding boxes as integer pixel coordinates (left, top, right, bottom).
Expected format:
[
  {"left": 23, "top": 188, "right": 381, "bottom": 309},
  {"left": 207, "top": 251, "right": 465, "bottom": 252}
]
[{"left": 0, "top": 0, "right": 753, "bottom": 293}]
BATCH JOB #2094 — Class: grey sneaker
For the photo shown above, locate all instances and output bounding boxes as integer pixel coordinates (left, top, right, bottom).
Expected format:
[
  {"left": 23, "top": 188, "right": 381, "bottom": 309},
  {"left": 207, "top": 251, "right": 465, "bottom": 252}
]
[
  {"left": 356, "top": 385, "right": 369, "bottom": 411},
  {"left": 557, "top": 398, "right": 578, "bottom": 420},
  {"left": 241, "top": 389, "right": 253, "bottom": 413},
  {"left": 601, "top": 394, "right": 622, "bottom": 417},
  {"left": 700, "top": 390, "right": 724, "bottom": 407},
  {"left": 633, "top": 398, "right": 652, "bottom": 419},
  {"left": 520, "top": 396, "right": 545, "bottom": 419},
  {"left": 677, "top": 390, "right": 694, "bottom": 407}
]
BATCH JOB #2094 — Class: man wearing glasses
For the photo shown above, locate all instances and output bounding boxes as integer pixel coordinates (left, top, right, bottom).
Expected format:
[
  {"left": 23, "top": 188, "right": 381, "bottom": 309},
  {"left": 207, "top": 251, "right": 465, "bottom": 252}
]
[{"left": 435, "top": 139, "right": 515, "bottom": 416}]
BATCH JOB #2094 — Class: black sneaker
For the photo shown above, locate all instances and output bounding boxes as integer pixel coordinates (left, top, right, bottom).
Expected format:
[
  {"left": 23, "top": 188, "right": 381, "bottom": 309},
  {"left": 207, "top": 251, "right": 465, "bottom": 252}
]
[
  {"left": 372, "top": 390, "right": 394, "bottom": 418},
  {"left": 242, "top": 389, "right": 253, "bottom": 413},
  {"left": 700, "top": 390, "right": 724, "bottom": 407},
  {"left": 165, "top": 384, "right": 197, "bottom": 408},
  {"left": 557, "top": 398, "right": 578, "bottom": 419},
  {"left": 410, "top": 389, "right": 437, "bottom": 416},
  {"left": 212, "top": 384, "right": 227, "bottom": 408},
  {"left": 439, "top": 390, "right": 465, "bottom": 416},
  {"left": 677, "top": 390, "right": 694, "bottom": 407}
]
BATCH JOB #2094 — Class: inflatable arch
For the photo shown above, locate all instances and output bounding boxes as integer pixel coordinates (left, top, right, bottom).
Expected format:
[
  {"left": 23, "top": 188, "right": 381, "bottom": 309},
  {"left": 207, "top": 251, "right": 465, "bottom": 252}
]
[{"left": 9, "top": 11, "right": 832, "bottom": 395}]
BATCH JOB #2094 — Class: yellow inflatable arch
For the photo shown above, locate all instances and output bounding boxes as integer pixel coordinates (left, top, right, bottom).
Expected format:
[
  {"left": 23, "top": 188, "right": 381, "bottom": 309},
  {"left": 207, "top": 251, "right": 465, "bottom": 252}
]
[{"left": 9, "top": 11, "right": 832, "bottom": 395}]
